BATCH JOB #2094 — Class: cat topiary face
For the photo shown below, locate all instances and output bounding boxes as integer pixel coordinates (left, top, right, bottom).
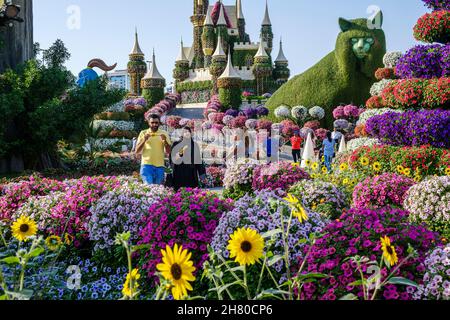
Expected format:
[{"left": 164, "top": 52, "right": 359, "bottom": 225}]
[{"left": 335, "top": 17, "right": 386, "bottom": 78}]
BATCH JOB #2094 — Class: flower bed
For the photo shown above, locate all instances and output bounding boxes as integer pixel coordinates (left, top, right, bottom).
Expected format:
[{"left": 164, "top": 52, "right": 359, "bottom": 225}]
[
  {"left": 414, "top": 10, "right": 450, "bottom": 44},
  {"left": 137, "top": 188, "right": 233, "bottom": 281},
  {"left": 404, "top": 176, "right": 450, "bottom": 239},
  {"left": 395, "top": 45, "right": 448, "bottom": 79},
  {"left": 223, "top": 159, "right": 260, "bottom": 200},
  {"left": 252, "top": 162, "right": 310, "bottom": 192},
  {"left": 299, "top": 207, "right": 440, "bottom": 300},
  {"left": 352, "top": 173, "right": 415, "bottom": 209}
]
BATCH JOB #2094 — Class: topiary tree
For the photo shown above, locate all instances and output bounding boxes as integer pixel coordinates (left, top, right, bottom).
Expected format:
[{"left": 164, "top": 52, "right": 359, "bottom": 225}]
[{"left": 266, "top": 17, "right": 386, "bottom": 128}]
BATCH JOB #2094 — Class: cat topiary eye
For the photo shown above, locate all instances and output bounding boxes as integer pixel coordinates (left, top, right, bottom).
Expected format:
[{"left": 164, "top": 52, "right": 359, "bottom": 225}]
[{"left": 366, "top": 38, "right": 374, "bottom": 44}]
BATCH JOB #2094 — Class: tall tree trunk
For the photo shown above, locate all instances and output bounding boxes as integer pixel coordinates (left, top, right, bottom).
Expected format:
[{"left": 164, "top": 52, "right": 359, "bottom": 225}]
[{"left": 0, "top": 0, "right": 33, "bottom": 174}]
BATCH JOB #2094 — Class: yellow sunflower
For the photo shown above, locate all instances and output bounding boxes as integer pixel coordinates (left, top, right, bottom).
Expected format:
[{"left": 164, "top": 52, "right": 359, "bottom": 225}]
[
  {"left": 372, "top": 162, "right": 382, "bottom": 172},
  {"left": 445, "top": 167, "right": 450, "bottom": 176},
  {"left": 291, "top": 162, "right": 300, "bottom": 168},
  {"left": 11, "top": 216, "right": 37, "bottom": 242},
  {"left": 322, "top": 166, "right": 328, "bottom": 174},
  {"left": 360, "top": 157, "right": 370, "bottom": 167},
  {"left": 284, "top": 193, "right": 300, "bottom": 206},
  {"left": 45, "top": 235, "right": 62, "bottom": 251},
  {"left": 311, "top": 173, "right": 317, "bottom": 179},
  {"left": 122, "top": 268, "right": 141, "bottom": 298},
  {"left": 293, "top": 203, "right": 309, "bottom": 224},
  {"left": 339, "top": 163, "right": 349, "bottom": 171},
  {"left": 227, "top": 228, "right": 265, "bottom": 266},
  {"left": 380, "top": 236, "right": 398, "bottom": 267},
  {"left": 157, "top": 244, "right": 196, "bottom": 300},
  {"left": 403, "top": 168, "right": 411, "bottom": 177},
  {"left": 305, "top": 159, "right": 312, "bottom": 167},
  {"left": 397, "top": 165, "right": 404, "bottom": 174},
  {"left": 311, "top": 162, "right": 319, "bottom": 171},
  {"left": 342, "top": 178, "right": 350, "bottom": 185}
]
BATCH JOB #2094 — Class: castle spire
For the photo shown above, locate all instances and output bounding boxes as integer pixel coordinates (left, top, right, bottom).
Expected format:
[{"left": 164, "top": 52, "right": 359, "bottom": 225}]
[
  {"left": 237, "top": 0, "right": 244, "bottom": 20},
  {"left": 144, "top": 49, "right": 165, "bottom": 80},
  {"left": 275, "top": 38, "right": 288, "bottom": 63},
  {"left": 219, "top": 51, "right": 241, "bottom": 79},
  {"left": 213, "top": 35, "right": 226, "bottom": 58},
  {"left": 255, "top": 37, "right": 268, "bottom": 58},
  {"left": 130, "top": 28, "right": 144, "bottom": 55},
  {"left": 262, "top": 0, "right": 272, "bottom": 26},
  {"left": 217, "top": 1, "right": 227, "bottom": 26},
  {"left": 176, "top": 38, "right": 188, "bottom": 62}
]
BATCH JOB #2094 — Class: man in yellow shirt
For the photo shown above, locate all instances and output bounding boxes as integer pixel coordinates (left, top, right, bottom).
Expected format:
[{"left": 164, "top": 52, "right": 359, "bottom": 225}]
[{"left": 135, "top": 114, "right": 172, "bottom": 185}]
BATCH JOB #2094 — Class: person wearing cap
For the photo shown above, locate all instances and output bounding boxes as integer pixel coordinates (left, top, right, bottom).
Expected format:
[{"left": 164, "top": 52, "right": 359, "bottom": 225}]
[{"left": 290, "top": 130, "right": 303, "bottom": 163}]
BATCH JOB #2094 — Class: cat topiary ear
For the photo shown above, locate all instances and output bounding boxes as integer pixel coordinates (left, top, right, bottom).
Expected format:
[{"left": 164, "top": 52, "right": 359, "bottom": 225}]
[{"left": 339, "top": 18, "right": 353, "bottom": 32}]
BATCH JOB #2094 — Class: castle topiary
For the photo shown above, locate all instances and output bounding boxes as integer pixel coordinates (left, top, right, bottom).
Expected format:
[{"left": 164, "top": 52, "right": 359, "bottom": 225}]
[{"left": 265, "top": 17, "right": 386, "bottom": 127}]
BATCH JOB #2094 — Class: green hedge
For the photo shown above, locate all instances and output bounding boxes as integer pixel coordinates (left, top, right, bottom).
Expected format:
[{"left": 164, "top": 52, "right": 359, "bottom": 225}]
[
  {"left": 143, "top": 87, "right": 164, "bottom": 108},
  {"left": 219, "top": 87, "right": 242, "bottom": 109},
  {"left": 94, "top": 112, "right": 130, "bottom": 121},
  {"left": 176, "top": 81, "right": 212, "bottom": 93}
]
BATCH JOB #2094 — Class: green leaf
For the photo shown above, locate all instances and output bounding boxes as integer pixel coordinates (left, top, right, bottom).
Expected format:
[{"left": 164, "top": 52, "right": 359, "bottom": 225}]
[
  {"left": 387, "top": 277, "right": 419, "bottom": 288},
  {"left": 209, "top": 281, "right": 241, "bottom": 295},
  {"left": 348, "top": 280, "right": 364, "bottom": 287},
  {"left": 27, "top": 247, "right": 44, "bottom": 259},
  {"left": 296, "top": 273, "right": 329, "bottom": 281},
  {"left": 261, "top": 229, "right": 283, "bottom": 239},
  {"left": 131, "top": 244, "right": 152, "bottom": 252},
  {"left": 0, "top": 294, "right": 7, "bottom": 300},
  {"left": 229, "top": 266, "right": 245, "bottom": 274},
  {"left": 1, "top": 257, "right": 20, "bottom": 264},
  {"left": 6, "top": 289, "right": 34, "bottom": 300},
  {"left": 340, "top": 293, "right": 358, "bottom": 300}
]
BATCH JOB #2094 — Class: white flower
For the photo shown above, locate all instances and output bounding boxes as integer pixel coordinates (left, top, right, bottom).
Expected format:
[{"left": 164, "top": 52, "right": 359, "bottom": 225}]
[
  {"left": 357, "top": 108, "right": 403, "bottom": 125},
  {"left": 370, "top": 79, "right": 394, "bottom": 97},
  {"left": 309, "top": 106, "right": 325, "bottom": 120},
  {"left": 106, "top": 100, "right": 126, "bottom": 112},
  {"left": 291, "top": 106, "right": 308, "bottom": 120},
  {"left": 274, "top": 105, "right": 291, "bottom": 119},
  {"left": 92, "top": 120, "right": 135, "bottom": 131},
  {"left": 347, "top": 138, "right": 380, "bottom": 152},
  {"left": 383, "top": 51, "right": 403, "bottom": 68}
]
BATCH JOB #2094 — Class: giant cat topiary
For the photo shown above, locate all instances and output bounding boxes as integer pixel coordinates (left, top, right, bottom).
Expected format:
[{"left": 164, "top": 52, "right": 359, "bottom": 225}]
[{"left": 266, "top": 17, "right": 386, "bottom": 127}]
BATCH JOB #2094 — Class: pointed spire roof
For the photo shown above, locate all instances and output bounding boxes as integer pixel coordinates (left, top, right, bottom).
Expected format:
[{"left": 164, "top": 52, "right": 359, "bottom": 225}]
[
  {"left": 262, "top": 0, "right": 272, "bottom": 26},
  {"left": 217, "top": 1, "right": 227, "bottom": 26},
  {"left": 275, "top": 38, "right": 288, "bottom": 63},
  {"left": 130, "top": 28, "right": 144, "bottom": 55},
  {"left": 219, "top": 52, "right": 241, "bottom": 79},
  {"left": 204, "top": 6, "right": 213, "bottom": 26},
  {"left": 255, "top": 38, "right": 269, "bottom": 58},
  {"left": 213, "top": 35, "right": 226, "bottom": 58},
  {"left": 143, "top": 49, "right": 165, "bottom": 80},
  {"left": 176, "top": 38, "right": 188, "bottom": 62},
  {"left": 236, "top": 0, "right": 244, "bottom": 20}
]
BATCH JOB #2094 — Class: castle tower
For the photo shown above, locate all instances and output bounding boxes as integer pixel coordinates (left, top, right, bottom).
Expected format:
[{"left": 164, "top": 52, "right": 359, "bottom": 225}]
[
  {"left": 202, "top": 6, "right": 215, "bottom": 68},
  {"left": 127, "top": 29, "right": 147, "bottom": 96},
  {"left": 141, "top": 50, "right": 166, "bottom": 108},
  {"left": 260, "top": 0, "right": 274, "bottom": 54},
  {"left": 218, "top": 52, "right": 242, "bottom": 109},
  {"left": 173, "top": 39, "right": 190, "bottom": 89},
  {"left": 273, "top": 38, "right": 290, "bottom": 86},
  {"left": 236, "top": 0, "right": 247, "bottom": 42},
  {"left": 216, "top": 1, "right": 230, "bottom": 55},
  {"left": 191, "top": 0, "right": 209, "bottom": 69},
  {"left": 253, "top": 38, "right": 273, "bottom": 95},
  {"left": 210, "top": 35, "right": 228, "bottom": 95}
]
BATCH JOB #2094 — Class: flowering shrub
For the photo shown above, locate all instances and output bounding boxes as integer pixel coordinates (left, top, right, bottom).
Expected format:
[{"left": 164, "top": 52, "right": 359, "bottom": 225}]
[
  {"left": 138, "top": 188, "right": 233, "bottom": 280},
  {"left": 357, "top": 108, "right": 403, "bottom": 125},
  {"left": 46, "top": 176, "right": 120, "bottom": 247},
  {"left": 370, "top": 79, "right": 394, "bottom": 97},
  {"left": 303, "top": 120, "right": 321, "bottom": 131},
  {"left": 205, "top": 166, "right": 226, "bottom": 188},
  {"left": 347, "top": 145, "right": 450, "bottom": 177},
  {"left": 354, "top": 124, "right": 368, "bottom": 138},
  {"left": 309, "top": 106, "right": 325, "bottom": 120},
  {"left": 299, "top": 207, "right": 440, "bottom": 300},
  {"left": 222, "top": 115, "right": 234, "bottom": 126},
  {"left": 423, "top": 77, "right": 450, "bottom": 108},
  {"left": 366, "top": 96, "right": 384, "bottom": 109},
  {"left": 291, "top": 106, "right": 308, "bottom": 120},
  {"left": 346, "top": 138, "right": 380, "bottom": 152},
  {"left": 252, "top": 162, "right": 310, "bottom": 192},
  {"left": 88, "top": 182, "right": 170, "bottom": 253},
  {"left": 256, "top": 119, "right": 273, "bottom": 131},
  {"left": 375, "top": 68, "right": 396, "bottom": 81},
  {"left": 333, "top": 119, "right": 349, "bottom": 131},
  {"left": 208, "top": 112, "right": 225, "bottom": 124},
  {"left": 229, "top": 116, "right": 248, "bottom": 129},
  {"left": 274, "top": 105, "right": 291, "bottom": 118},
  {"left": 92, "top": 120, "right": 136, "bottom": 132},
  {"left": 0, "top": 176, "right": 67, "bottom": 221},
  {"left": 225, "top": 109, "right": 239, "bottom": 117},
  {"left": 404, "top": 176, "right": 450, "bottom": 239},
  {"left": 242, "top": 106, "right": 258, "bottom": 119},
  {"left": 396, "top": 45, "right": 447, "bottom": 79},
  {"left": 365, "top": 110, "right": 450, "bottom": 148},
  {"left": 413, "top": 245, "right": 450, "bottom": 300},
  {"left": 383, "top": 52, "right": 403, "bottom": 68},
  {"left": 211, "top": 190, "right": 328, "bottom": 282},
  {"left": 281, "top": 120, "right": 300, "bottom": 137},
  {"left": 289, "top": 180, "right": 348, "bottom": 219},
  {"left": 245, "top": 119, "right": 257, "bottom": 130},
  {"left": 223, "top": 159, "right": 260, "bottom": 200},
  {"left": 352, "top": 173, "right": 415, "bottom": 209},
  {"left": 315, "top": 128, "right": 328, "bottom": 140},
  {"left": 256, "top": 106, "right": 269, "bottom": 117},
  {"left": 166, "top": 116, "right": 182, "bottom": 129},
  {"left": 414, "top": 11, "right": 450, "bottom": 44}
]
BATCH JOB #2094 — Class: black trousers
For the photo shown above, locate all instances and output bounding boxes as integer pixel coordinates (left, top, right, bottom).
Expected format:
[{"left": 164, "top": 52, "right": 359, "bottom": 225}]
[{"left": 292, "top": 149, "right": 301, "bottom": 163}]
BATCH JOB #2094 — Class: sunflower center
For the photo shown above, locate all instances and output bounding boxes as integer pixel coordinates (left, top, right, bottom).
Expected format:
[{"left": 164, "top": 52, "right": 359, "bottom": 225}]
[
  {"left": 386, "top": 246, "right": 394, "bottom": 255},
  {"left": 241, "top": 241, "right": 252, "bottom": 253},
  {"left": 20, "top": 224, "right": 29, "bottom": 233},
  {"left": 171, "top": 263, "right": 182, "bottom": 280}
]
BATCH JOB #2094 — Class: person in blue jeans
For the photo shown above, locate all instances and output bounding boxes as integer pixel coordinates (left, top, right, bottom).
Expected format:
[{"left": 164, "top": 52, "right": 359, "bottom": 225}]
[
  {"left": 322, "top": 131, "right": 336, "bottom": 172},
  {"left": 135, "top": 114, "right": 172, "bottom": 185}
]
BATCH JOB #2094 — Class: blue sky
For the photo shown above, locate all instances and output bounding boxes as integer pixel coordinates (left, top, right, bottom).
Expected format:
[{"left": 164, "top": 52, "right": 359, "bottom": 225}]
[{"left": 33, "top": 0, "right": 428, "bottom": 82}]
